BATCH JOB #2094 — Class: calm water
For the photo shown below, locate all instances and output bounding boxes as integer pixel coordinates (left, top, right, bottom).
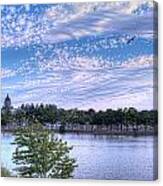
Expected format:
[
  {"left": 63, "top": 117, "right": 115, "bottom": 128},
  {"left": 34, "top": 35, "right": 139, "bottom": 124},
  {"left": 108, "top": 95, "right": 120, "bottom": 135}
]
[{"left": 1, "top": 133, "right": 157, "bottom": 180}]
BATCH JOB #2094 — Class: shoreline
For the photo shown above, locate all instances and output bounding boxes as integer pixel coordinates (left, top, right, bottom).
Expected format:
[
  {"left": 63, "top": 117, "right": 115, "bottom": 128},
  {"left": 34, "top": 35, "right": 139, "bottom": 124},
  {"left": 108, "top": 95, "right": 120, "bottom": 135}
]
[{"left": 1, "top": 128, "right": 157, "bottom": 137}]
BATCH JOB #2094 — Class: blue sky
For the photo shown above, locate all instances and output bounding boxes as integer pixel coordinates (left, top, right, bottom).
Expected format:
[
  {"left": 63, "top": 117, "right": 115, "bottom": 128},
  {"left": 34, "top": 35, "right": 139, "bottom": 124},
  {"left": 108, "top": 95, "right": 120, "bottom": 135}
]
[{"left": 1, "top": 1, "right": 157, "bottom": 110}]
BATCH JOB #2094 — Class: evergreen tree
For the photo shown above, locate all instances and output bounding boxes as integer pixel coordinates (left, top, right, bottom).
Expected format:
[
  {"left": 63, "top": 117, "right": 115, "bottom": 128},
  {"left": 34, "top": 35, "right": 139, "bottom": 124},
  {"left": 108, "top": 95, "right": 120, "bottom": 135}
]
[{"left": 12, "top": 122, "right": 77, "bottom": 178}]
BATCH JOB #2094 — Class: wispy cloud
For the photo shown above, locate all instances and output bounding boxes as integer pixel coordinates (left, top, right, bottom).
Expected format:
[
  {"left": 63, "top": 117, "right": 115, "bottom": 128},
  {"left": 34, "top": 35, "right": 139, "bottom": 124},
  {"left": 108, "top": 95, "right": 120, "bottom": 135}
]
[
  {"left": 2, "top": 55, "right": 154, "bottom": 110},
  {"left": 1, "top": 68, "right": 16, "bottom": 78},
  {"left": 1, "top": 1, "right": 156, "bottom": 110},
  {"left": 1, "top": 1, "right": 155, "bottom": 48}
]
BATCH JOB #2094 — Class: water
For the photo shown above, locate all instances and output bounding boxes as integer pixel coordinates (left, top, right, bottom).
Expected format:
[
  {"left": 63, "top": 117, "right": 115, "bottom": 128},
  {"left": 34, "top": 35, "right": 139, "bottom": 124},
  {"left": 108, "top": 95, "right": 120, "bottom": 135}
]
[{"left": 1, "top": 133, "right": 157, "bottom": 180}]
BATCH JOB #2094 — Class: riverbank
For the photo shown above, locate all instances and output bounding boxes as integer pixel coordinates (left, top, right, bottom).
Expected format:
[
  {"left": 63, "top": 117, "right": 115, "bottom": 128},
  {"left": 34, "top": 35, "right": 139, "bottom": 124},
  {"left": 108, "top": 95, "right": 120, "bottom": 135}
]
[{"left": 1, "top": 128, "right": 157, "bottom": 136}]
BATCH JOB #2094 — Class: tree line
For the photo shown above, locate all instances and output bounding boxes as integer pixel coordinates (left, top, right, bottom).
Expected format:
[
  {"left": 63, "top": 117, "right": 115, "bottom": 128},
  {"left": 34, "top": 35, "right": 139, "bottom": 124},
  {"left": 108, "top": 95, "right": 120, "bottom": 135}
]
[{"left": 1, "top": 103, "right": 158, "bottom": 132}]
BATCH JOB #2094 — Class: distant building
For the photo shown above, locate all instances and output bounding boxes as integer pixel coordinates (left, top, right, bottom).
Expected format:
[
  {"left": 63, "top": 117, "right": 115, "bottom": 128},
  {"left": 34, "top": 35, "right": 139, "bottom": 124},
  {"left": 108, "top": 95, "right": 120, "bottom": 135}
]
[{"left": 4, "top": 94, "right": 12, "bottom": 110}]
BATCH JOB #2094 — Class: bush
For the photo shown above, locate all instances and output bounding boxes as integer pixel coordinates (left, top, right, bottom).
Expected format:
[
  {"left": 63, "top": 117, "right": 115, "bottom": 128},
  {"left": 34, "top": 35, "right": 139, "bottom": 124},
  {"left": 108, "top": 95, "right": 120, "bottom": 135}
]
[{"left": 1, "top": 167, "right": 11, "bottom": 177}]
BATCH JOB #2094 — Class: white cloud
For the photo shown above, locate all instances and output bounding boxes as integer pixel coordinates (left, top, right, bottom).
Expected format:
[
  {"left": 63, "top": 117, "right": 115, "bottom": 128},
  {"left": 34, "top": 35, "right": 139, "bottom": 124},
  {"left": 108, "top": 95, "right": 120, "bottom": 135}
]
[
  {"left": 1, "top": 68, "right": 16, "bottom": 79},
  {"left": 1, "top": 2, "right": 155, "bottom": 110},
  {"left": 1, "top": 1, "right": 154, "bottom": 48},
  {"left": 2, "top": 55, "right": 154, "bottom": 110},
  {"left": 79, "top": 88, "right": 153, "bottom": 111},
  {"left": 43, "top": 1, "right": 154, "bottom": 44},
  {"left": 121, "top": 55, "right": 154, "bottom": 68}
]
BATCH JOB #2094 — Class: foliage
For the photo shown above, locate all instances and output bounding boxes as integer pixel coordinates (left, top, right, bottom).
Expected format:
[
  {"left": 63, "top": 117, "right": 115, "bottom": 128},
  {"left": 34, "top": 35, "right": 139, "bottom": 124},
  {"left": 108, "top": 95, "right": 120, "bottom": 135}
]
[
  {"left": 1, "top": 103, "right": 158, "bottom": 131},
  {"left": 1, "top": 109, "right": 13, "bottom": 126},
  {"left": 1, "top": 167, "right": 11, "bottom": 177},
  {"left": 12, "top": 122, "right": 77, "bottom": 178}
]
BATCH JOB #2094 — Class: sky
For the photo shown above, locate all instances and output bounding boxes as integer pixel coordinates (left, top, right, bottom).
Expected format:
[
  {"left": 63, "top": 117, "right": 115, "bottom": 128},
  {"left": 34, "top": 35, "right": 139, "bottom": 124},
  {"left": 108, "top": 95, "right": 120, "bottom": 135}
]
[{"left": 1, "top": 0, "right": 157, "bottom": 111}]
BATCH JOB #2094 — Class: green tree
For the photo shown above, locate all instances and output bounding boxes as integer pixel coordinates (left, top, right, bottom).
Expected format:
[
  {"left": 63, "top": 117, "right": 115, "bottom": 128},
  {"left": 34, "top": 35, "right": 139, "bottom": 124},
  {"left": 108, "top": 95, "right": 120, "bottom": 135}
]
[
  {"left": 12, "top": 122, "right": 77, "bottom": 178},
  {"left": 1, "top": 108, "right": 13, "bottom": 126},
  {"left": 126, "top": 107, "right": 138, "bottom": 131},
  {"left": 105, "top": 109, "right": 115, "bottom": 131},
  {"left": 115, "top": 109, "right": 124, "bottom": 131},
  {"left": 15, "top": 108, "right": 26, "bottom": 126},
  {"left": 1, "top": 167, "right": 11, "bottom": 177}
]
